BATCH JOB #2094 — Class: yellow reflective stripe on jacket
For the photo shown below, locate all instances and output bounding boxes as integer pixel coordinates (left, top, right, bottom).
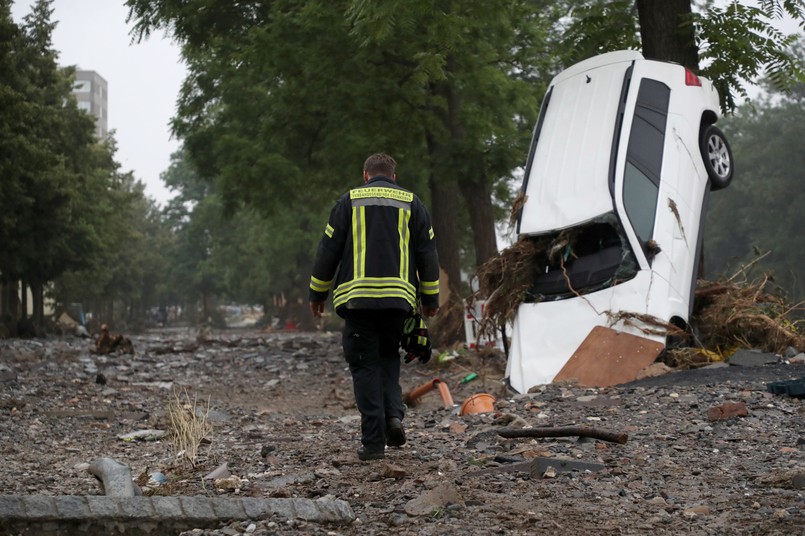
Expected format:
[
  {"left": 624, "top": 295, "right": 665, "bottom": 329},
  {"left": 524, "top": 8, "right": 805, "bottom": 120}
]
[
  {"left": 310, "top": 276, "right": 333, "bottom": 293},
  {"left": 333, "top": 286, "right": 417, "bottom": 308},
  {"left": 332, "top": 277, "right": 417, "bottom": 308},
  {"left": 398, "top": 208, "right": 411, "bottom": 281},
  {"left": 334, "top": 276, "right": 416, "bottom": 295},
  {"left": 324, "top": 224, "right": 334, "bottom": 238},
  {"left": 428, "top": 227, "right": 435, "bottom": 240},
  {"left": 352, "top": 206, "right": 366, "bottom": 279},
  {"left": 350, "top": 187, "right": 413, "bottom": 203},
  {"left": 419, "top": 280, "right": 439, "bottom": 295}
]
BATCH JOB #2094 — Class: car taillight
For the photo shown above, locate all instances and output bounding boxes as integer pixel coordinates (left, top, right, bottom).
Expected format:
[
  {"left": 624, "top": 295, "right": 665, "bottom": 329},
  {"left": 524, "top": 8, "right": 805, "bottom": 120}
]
[{"left": 685, "top": 68, "right": 702, "bottom": 87}]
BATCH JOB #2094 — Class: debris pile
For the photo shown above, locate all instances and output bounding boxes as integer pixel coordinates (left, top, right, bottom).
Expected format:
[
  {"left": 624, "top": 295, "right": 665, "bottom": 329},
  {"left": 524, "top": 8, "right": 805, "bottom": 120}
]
[
  {"left": 92, "top": 324, "right": 134, "bottom": 355},
  {"left": 692, "top": 275, "right": 805, "bottom": 356},
  {"left": 474, "top": 239, "right": 804, "bottom": 369},
  {"left": 474, "top": 238, "right": 549, "bottom": 339}
]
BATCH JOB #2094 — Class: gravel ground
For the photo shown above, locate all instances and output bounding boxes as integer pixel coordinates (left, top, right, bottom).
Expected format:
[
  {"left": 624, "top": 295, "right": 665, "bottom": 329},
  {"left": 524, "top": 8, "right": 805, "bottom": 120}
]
[{"left": 1, "top": 327, "right": 804, "bottom": 535}]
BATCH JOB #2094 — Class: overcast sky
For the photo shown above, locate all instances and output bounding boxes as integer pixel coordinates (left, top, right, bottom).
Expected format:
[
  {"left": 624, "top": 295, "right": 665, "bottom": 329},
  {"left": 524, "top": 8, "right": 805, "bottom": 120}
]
[{"left": 11, "top": 0, "right": 185, "bottom": 207}]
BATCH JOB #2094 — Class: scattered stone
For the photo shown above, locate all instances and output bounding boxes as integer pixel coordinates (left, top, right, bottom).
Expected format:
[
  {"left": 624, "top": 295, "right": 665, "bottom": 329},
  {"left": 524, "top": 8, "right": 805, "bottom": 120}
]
[
  {"left": 404, "top": 483, "right": 464, "bottom": 516},
  {"left": 381, "top": 464, "right": 406, "bottom": 480},
  {"left": 636, "top": 362, "right": 672, "bottom": 380},
  {"left": 117, "top": 429, "right": 167, "bottom": 441},
  {"left": 205, "top": 462, "right": 231, "bottom": 480},
  {"left": 728, "top": 349, "right": 779, "bottom": 367},
  {"left": 214, "top": 476, "right": 242, "bottom": 491},
  {"left": 706, "top": 401, "right": 748, "bottom": 421}
]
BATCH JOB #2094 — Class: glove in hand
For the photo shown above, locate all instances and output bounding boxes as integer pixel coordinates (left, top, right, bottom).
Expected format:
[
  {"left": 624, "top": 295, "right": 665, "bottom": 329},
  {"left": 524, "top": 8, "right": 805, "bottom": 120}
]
[{"left": 401, "top": 312, "right": 432, "bottom": 364}]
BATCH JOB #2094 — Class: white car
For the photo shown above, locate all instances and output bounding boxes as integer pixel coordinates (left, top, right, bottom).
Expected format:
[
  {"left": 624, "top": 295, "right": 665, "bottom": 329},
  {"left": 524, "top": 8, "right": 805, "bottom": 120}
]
[{"left": 507, "top": 50, "right": 734, "bottom": 393}]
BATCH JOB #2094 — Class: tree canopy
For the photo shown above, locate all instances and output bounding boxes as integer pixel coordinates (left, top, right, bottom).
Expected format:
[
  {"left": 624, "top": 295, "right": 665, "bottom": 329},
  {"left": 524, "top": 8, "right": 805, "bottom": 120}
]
[{"left": 4, "top": 0, "right": 804, "bottom": 337}]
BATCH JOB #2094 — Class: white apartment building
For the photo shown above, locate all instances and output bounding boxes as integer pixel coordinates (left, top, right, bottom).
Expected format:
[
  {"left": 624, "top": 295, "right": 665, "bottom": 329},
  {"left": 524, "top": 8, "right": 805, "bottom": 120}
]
[{"left": 72, "top": 70, "right": 108, "bottom": 139}]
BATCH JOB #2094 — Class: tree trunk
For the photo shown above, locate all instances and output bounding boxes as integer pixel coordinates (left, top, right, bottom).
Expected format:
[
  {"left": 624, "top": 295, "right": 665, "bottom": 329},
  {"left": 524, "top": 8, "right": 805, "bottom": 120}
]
[
  {"left": 637, "top": 0, "right": 699, "bottom": 69},
  {"left": 426, "top": 59, "right": 471, "bottom": 345},
  {"left": 202, "top": 287, "right": 210, "bottom": 323},
  {"left": 458, "top": 168, "right": 499, "bottom": 268},
  {"left": 426, "top": 141, "right": 462, "bottom": 301},
  {"left": 20, "top": 280, "right": 28, "bottom": 320},
  {"left": 31, "top": 280, "right": 44, "bottom": 328}
]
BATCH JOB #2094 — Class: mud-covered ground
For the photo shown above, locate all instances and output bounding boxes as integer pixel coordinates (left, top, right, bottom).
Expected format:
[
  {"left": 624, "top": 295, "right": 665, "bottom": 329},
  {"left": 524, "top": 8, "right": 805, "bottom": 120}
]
[{"left": 1, "top": 327, "right": 804, "bottom": 535}]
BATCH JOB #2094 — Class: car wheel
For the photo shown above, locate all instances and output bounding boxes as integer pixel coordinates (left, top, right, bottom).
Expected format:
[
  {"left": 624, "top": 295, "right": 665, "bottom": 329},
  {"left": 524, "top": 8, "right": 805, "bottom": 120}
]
[{"left": 700, "top": 125, "right": 733, "bottom": 190}]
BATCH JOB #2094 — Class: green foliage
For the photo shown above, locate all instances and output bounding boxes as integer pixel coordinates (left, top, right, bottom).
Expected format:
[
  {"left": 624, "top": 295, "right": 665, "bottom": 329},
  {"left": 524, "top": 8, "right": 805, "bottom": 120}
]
[
  {"left": 693, "top": 1, "right": 805, "bottom": 112},
  {"left": 0, "top": 0, "right": 98, "bottom": 286},
  {"left": 559, "top": 0, "right": 640, "bottom": 64},
  {"left": 705, "top": 77, "right": 805, "bottom": 303},
  {"left": 0, "top": 1, "right": 171, "bottom": 328},
  {"left": 125, "top": 0, "right": 563, "bottom": 300},
  {"left": 560, "top": 0, "right": 805, "bottom": 114}
]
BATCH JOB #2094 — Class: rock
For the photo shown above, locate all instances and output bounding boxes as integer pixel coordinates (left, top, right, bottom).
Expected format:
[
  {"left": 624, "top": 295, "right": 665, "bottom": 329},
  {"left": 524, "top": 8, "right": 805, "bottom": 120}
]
[
  {"left": 214, "top": 475, "right": 242, "bottom": 490},
  {"left": 205, "top": 462, "right": 231, "bottom": 480},
  {"left": 728, "top": 349, "right": 779, "bottom": 367},
  {"left": 404, "top": 483, "right": 464, "bottom": 516},
  {"left": 636, "top": 362, "right": 672, "bottom": 380},
  {"left": 381, "top": 464, "right": 406, "bottom": 479},
  {"left": 706, "top": 401, "right": 748, "bottom": 421}
]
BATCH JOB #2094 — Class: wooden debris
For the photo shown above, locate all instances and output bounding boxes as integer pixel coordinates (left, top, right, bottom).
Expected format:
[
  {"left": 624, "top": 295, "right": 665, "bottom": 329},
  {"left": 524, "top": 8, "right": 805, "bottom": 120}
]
[
  {"left": 497, "top": 425, "right": 628, "bottom": 444},
  {"left": 93, "top": 324, "right": 134, "bottom": 355}
]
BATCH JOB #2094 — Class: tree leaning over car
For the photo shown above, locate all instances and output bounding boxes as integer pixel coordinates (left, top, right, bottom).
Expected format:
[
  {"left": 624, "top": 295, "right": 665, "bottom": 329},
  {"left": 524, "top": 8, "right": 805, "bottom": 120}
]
[{"left": 563, "top": 0, "right": 805, "bottom": 113}]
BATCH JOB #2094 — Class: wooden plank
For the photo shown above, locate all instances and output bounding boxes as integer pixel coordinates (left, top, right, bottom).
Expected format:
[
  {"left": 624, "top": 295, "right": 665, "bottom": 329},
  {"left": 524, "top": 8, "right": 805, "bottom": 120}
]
[{"left": 553, "top": 326, "right": 664, "bottom": 387}]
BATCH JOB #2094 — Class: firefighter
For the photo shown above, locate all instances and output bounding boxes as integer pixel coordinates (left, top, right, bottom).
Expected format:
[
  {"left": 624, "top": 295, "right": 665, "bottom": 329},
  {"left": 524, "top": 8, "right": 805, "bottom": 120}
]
[{"left": 309, "top": 153, "right": 440, "bottom": 461}]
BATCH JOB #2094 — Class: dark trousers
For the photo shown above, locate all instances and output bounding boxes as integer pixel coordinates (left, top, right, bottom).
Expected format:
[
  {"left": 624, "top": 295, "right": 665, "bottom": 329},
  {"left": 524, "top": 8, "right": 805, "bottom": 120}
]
[{"left": 342, "top": 309, "right": 408, "bottom": 451}]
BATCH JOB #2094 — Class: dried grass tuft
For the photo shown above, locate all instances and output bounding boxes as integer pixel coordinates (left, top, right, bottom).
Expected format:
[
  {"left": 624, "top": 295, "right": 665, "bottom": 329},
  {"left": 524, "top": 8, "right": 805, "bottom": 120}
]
[{"left": 167, "top": 388, "right": 212, "bottom": 468}]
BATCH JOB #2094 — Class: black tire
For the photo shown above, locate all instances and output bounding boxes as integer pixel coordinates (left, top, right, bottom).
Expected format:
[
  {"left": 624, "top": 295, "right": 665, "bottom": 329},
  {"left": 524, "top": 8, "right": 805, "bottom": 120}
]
[{"left": 700, "top": 124, "right": 733, "bottom": 191}]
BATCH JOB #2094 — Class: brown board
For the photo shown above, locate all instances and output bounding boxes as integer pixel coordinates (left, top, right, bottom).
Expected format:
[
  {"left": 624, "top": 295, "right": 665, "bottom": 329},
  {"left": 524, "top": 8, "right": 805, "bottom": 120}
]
[{"left": 553, "top": 325, "right": 665, "bottom": 387}]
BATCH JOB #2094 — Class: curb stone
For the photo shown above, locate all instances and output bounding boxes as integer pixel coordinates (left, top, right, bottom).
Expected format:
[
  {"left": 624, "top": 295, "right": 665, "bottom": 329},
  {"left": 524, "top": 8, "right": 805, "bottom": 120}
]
[{"left": 0, "top": 495, "right": 355, "bottom": 535}]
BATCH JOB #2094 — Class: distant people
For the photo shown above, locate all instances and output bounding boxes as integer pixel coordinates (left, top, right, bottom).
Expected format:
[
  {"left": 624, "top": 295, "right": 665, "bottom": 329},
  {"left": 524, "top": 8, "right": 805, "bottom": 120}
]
[{"left": 309, "top": 153, "right": 440, "bottom": 461}]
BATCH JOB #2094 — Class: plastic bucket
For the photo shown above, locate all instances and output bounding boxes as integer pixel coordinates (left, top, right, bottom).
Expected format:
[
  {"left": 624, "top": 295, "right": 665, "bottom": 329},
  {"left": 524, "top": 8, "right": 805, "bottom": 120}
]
[{"left": 459, "top": 393, "right": 496, "bottom": 416}]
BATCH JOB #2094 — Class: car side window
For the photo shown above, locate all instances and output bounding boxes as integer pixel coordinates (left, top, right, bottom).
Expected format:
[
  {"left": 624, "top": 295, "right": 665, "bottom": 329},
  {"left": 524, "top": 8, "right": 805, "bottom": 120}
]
[
  {"left": 622, "top": 79, "right": 669, "bottom": 260},
  {"left": 623, "top": 162, "right": 658, "bottom": 242}
]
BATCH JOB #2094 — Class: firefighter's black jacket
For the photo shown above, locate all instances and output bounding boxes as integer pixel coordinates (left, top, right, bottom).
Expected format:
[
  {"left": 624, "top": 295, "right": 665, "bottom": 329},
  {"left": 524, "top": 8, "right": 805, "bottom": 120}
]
[{"left": 309, "top": 176, "right": 440, "bottom": 316}]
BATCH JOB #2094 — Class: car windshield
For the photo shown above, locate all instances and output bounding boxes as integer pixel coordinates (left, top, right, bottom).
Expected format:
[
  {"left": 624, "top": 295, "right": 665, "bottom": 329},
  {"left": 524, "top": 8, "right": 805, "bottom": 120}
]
[{"left": 523, "top": 212, "right": 639, "bottom": 302}]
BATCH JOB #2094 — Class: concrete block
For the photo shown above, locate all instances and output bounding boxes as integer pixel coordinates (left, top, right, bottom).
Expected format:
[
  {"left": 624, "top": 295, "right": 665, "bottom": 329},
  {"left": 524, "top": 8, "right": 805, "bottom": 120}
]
[
  {"left": 211, "top": 498, "right": 247, "bottom": 520},
  {"left": 240, "top": 497, "right": 266, "bottom": 519},
  {"left": 292, "top": 498, "right": 319, "bottom": 520},
  {"left": 316, "top": 497, "right": 356, "bottom": 523},
  {"left": 54, "top": 496, "right": 90, "bottom": 519},
  {"left": 152, "top": 496, "right": 184, "bottom": 519},
  {"left": 118, "top": 496, "right": 156, "bottom": 519},
  {"left": 22, "top": 495, "right": 57, "bottom": 519},
  {"left": 180, "top": 496, "right": 217, "bottom": 521},
  {"left": 86, "top": 495, "right": 121, "bottom": 517},
  {"left": 264, "top": 498, "right": 296, "bottom": 519},
  {"left": 0, "top": 496, "right": 25, "bottom": 520}
]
